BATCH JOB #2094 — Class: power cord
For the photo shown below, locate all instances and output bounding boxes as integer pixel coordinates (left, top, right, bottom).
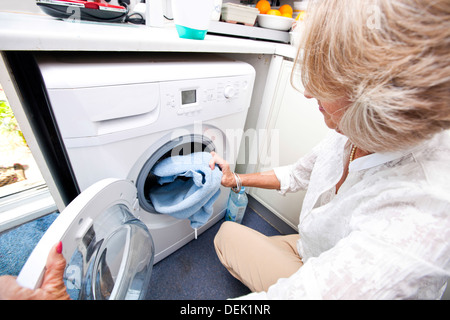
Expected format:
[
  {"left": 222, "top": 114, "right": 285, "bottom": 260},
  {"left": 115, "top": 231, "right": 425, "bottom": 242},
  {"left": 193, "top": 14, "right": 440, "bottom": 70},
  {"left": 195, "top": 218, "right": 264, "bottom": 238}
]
[
  {"left": 116, "top": 1, "right": 145, "bottom": 24},
  {"left": 126, "top": 11, "right": 145, "bottom": 24}
]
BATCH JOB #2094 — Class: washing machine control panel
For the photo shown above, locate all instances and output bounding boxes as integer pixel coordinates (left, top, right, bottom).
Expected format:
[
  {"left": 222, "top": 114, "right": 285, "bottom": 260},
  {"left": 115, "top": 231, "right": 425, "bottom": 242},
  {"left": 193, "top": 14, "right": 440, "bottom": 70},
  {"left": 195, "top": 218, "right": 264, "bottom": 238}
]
[{"left": 160, "top": 75, "right": 252, "bottom": 120}]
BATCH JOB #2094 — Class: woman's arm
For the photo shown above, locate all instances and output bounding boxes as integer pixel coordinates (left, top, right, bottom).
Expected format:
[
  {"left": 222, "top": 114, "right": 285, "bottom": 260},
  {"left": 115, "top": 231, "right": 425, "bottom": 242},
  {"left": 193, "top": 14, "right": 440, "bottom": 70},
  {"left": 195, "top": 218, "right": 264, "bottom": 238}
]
[
  {"left": 209, "top": 152, "right": 281, "bottom": 190},
  {"left": 236, "top": 171, "right": 281, "bottom": 190}
]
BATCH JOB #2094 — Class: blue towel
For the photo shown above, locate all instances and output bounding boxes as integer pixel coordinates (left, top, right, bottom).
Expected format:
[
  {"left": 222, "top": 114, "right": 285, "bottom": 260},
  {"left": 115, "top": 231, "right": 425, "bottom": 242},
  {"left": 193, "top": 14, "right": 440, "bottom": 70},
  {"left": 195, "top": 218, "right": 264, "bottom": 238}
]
[{"left": 149, "top": 152, "right": 223, "bottom": 229}]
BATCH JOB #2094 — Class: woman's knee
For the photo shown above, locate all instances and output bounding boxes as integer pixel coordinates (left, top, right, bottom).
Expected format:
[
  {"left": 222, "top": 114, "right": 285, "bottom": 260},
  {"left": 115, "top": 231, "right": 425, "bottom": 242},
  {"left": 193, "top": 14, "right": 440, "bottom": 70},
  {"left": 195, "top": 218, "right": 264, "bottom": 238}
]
[{"left": 214, "top": 221, "right": 238, "bottom": 252}]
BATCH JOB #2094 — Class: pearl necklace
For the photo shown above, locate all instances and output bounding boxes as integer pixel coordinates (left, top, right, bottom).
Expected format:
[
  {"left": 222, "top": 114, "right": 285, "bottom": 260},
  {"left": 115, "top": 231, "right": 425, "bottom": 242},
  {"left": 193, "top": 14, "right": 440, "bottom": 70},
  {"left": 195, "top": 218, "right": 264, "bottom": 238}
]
[{"left": 349, "top": 144, "right": 357, "bottom": 162}]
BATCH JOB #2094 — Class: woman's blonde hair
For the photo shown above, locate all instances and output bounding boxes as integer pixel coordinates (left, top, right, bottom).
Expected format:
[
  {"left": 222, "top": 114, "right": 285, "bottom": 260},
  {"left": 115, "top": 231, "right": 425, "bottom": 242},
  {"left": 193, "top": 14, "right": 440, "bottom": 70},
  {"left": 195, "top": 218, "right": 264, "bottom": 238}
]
[{"left": 293, "top": 0, "right": 450, "bottom": 152}]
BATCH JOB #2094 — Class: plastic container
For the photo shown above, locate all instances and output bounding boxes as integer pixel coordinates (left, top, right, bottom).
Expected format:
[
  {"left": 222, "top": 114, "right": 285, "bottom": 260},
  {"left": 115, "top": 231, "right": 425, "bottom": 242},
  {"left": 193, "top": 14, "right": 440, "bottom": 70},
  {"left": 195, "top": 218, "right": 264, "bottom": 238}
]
[
  {"left": 211, "top": 0, "right": 222, "bottom": 21},
  {"left": 225, "top": 187, "right": 248, "bottom": 224},
  {"left": 221, "top": 3, "right": 259, "bottom": 26},
  {"left": 146, "top": 0, "right": 164, "bottom": 27},
  {"left": 172, "top": 0, "right": 214, "bottom": 40}
]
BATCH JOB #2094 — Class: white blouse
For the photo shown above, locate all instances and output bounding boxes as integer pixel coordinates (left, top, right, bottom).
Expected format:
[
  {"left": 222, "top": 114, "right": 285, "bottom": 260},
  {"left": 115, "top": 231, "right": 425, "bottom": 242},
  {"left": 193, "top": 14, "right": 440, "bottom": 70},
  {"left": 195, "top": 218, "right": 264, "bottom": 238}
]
[{"left": 242, "top": 130, "right": 450, "bottom": 299}]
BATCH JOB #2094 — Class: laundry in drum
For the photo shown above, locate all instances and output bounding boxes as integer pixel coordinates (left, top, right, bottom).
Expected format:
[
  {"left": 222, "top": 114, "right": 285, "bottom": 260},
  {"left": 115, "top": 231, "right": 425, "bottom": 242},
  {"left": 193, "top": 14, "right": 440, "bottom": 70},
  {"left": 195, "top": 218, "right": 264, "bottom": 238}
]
[{"left": 149, "top": 152, "right": 223, "bottom": 230}]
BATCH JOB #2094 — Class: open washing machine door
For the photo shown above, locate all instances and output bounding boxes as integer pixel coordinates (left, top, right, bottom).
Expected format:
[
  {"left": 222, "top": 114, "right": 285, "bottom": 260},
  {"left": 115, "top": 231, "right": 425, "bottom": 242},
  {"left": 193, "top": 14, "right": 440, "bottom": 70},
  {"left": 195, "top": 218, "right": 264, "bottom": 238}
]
[{"left": 17, "top": 179, "right": 154, "bottom": 300}]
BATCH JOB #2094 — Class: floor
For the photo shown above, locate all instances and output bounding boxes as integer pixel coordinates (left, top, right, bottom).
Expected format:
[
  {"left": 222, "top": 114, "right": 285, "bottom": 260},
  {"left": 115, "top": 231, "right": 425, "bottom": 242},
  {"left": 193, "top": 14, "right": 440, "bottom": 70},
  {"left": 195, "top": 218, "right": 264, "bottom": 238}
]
[
  {"left": 146, "top": 205, "right": 287, "bottom": 300},
  {"left": 0, "top": 211, "right": 58, "bottom": 277},
  {"left": 0, "top": 197, "right": 296, "bottom": 300}
]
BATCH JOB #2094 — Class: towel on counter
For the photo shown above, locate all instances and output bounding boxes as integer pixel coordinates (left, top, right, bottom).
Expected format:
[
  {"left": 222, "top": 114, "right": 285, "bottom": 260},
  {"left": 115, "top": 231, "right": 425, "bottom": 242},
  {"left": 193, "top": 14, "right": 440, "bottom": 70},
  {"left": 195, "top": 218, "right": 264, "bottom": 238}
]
[{"left": 149, "top": 152, "right": 223, "bottom": 230}]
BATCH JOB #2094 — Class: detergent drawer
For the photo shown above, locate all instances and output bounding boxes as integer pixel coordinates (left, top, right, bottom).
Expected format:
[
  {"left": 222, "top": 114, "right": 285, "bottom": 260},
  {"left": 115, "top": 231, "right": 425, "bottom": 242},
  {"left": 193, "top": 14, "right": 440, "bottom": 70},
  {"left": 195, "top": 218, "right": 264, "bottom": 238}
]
[{"left": 46, "top": 82, "right": 160, "bottom": 139}]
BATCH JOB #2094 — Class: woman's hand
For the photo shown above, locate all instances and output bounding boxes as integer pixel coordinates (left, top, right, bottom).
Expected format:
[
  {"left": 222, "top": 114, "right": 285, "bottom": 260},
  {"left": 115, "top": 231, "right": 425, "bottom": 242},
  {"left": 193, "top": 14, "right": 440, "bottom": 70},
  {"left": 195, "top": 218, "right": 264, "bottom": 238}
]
[
  {"left": 0, "top": 242, "right": 71, "bottom": 300},
  {"left": 209, "top": 151, "right": 236, "bottom": 188}
]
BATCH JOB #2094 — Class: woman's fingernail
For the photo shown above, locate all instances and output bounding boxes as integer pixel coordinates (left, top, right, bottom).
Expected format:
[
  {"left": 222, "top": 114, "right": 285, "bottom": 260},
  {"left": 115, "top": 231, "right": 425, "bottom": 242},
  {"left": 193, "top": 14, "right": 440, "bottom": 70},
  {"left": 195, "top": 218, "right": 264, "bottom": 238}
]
[{"left": 56, "top": 241, "right": 63, "bottom": 254}]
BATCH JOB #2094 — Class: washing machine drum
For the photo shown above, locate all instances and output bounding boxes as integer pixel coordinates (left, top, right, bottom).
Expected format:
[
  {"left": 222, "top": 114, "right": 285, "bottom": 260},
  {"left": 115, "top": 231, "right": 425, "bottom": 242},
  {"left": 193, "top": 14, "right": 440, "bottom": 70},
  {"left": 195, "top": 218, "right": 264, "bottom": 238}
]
[
  {"left": 17, "top": 179, "right": 154, "bottom": 300},
  {"left": 136, "top": 134, "right": 215, "bottom": 213}
]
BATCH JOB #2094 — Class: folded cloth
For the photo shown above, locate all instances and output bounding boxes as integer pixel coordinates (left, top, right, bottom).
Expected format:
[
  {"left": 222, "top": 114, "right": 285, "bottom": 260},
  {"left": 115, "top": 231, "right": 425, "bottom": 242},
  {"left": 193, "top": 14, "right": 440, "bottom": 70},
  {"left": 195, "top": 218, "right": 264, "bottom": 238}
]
[{"left": 149, "top": 152, "right": 223, "bottom": 229}]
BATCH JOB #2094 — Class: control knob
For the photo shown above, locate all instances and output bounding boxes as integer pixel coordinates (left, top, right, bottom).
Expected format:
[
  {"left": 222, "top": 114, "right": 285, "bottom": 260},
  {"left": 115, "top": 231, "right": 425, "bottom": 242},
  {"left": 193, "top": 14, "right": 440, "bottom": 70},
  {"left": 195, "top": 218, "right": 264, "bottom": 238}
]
[{"left": 223, "top": 85, "right": 236, "bottom": 99}]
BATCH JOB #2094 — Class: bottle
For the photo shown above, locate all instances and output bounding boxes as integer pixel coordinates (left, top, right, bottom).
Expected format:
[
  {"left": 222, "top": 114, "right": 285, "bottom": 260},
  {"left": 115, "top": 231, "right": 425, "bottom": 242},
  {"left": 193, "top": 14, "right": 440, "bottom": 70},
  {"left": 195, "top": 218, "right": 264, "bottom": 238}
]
[{"left": 225, "top": 187, "right": 248, "bottom": 224}]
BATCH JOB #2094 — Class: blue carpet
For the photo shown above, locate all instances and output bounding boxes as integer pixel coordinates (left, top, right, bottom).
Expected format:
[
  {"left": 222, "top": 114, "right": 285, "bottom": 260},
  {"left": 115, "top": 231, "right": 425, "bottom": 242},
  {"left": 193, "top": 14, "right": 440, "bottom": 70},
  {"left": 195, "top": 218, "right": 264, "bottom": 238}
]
[
  {"left": 0, "top": 205, "right": 283, "bottom": 299},
  {"left": 0, "top": 212, "right": 59, "bottom": 276}
]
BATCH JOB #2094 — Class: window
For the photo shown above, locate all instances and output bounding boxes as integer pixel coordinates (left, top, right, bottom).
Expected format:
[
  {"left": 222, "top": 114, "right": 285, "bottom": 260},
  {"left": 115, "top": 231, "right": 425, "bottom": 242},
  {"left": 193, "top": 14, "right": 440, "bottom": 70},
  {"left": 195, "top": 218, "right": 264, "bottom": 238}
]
[{"left": 0, "top": 84, "right": 56, "bottom": 232}]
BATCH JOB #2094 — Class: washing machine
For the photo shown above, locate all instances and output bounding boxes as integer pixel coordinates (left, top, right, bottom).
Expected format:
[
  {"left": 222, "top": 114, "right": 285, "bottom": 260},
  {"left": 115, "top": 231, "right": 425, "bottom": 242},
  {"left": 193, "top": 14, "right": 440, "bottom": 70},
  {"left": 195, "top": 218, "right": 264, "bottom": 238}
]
[{"left": 16, "top": 53, "right": 255, "bottom": 299}]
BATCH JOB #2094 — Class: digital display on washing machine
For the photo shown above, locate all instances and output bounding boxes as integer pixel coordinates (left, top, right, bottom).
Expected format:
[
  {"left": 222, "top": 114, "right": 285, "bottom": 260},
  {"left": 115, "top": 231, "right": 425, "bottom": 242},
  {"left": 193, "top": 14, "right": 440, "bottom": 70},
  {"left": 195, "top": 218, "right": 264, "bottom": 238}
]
[{"left": 181, "top": 89, "right": 196, "bottom": 105}]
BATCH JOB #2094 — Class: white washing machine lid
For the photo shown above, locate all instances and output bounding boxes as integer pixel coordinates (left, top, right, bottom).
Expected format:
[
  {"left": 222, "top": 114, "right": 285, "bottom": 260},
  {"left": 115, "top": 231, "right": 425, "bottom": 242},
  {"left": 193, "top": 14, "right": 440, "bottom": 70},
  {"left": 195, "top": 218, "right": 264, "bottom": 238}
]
[{"left": 17, "top": 178, "right": 154, "bottom": 300}]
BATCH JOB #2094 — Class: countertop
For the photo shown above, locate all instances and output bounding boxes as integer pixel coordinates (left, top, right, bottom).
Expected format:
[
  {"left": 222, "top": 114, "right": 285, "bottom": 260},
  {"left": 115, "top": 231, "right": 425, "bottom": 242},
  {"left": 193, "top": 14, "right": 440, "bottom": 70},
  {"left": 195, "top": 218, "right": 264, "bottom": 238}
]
[{"left": 0, "top": 11, "right": 296, "bottom": 58}]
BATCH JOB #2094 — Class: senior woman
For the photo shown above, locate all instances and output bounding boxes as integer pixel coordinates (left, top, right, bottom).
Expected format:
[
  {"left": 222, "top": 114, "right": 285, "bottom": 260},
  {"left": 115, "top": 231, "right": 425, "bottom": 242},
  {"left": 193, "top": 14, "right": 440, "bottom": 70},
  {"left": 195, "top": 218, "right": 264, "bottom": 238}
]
[{"left": 210, "top": 0, "right": 450, "bottom": 299}]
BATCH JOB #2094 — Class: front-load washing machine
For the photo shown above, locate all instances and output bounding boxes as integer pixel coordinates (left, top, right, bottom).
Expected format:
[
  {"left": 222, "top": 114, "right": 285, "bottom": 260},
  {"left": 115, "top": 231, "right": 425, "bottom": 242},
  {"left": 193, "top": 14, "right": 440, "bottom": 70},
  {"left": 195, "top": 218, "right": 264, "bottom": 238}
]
[{"left": 16, "top": 53, "right": 255, "bottom": 299}]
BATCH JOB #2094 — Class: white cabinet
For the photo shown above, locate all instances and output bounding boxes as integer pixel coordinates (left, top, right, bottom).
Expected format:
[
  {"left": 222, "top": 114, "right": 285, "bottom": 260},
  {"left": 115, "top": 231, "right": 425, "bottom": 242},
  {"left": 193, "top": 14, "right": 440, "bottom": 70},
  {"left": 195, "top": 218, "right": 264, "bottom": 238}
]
[{"left": 248, "top": 58, "right": 330, "bottom": 230}]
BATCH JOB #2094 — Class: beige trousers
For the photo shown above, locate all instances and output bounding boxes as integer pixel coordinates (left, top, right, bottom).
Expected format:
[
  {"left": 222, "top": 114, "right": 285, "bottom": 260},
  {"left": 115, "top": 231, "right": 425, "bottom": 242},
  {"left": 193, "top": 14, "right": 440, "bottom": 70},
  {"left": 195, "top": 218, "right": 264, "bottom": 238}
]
[{"left": 214, "top": 221, "right": 303, "bottom": 292}]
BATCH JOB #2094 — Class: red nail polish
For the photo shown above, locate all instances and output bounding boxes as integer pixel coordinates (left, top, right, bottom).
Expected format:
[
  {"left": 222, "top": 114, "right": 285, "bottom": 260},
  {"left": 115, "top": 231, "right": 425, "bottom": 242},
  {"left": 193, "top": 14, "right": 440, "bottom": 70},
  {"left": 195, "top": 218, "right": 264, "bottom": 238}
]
[{"left": 56, "top": 241, "right": 63, "bottom": 254}]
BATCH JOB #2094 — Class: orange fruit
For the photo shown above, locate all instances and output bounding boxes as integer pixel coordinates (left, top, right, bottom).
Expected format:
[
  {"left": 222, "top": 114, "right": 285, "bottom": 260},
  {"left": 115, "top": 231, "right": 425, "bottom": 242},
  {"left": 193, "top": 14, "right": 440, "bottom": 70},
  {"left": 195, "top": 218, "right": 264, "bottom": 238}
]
[
  {"left": 279, "top": 4, "right": 293, "bottom": 16},
  {"left": 266, "top": 9, "right": 282, "bottom": 16},
  {"left": 256, "top": 0, "right": 271, "bottom": 14}
]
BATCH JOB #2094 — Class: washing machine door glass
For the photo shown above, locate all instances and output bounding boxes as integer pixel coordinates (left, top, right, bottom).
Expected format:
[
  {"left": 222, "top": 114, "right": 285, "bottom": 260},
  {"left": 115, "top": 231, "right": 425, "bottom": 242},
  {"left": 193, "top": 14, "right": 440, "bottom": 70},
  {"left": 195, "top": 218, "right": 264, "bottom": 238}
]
[{"left": 17, "top": 179, "right": 154, "bottom": 300}]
